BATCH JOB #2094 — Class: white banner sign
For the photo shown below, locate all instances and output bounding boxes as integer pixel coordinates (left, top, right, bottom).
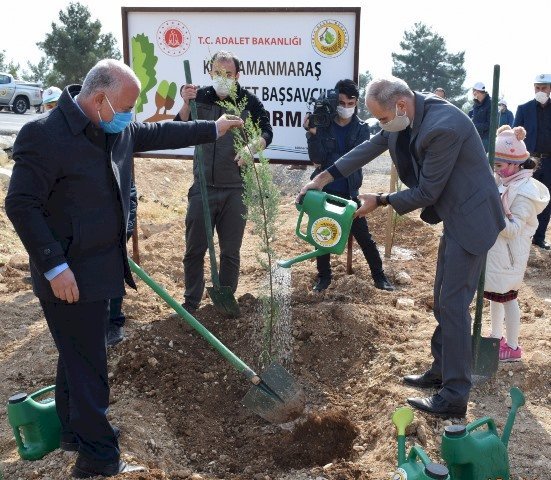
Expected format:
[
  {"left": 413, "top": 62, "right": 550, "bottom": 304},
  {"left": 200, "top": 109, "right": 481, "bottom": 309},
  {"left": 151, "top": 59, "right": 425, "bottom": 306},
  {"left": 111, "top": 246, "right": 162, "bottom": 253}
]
[{"left": 123, "top": 7, "right": 360, "bottom": 161}]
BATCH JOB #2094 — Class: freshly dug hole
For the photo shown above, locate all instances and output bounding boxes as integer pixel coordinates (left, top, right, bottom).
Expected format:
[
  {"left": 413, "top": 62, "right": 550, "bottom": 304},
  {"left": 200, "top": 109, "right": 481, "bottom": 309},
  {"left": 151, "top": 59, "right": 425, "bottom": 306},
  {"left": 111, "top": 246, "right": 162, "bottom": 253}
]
[{"left": 273, "top": 410, "right": 359, "bottom": 468}]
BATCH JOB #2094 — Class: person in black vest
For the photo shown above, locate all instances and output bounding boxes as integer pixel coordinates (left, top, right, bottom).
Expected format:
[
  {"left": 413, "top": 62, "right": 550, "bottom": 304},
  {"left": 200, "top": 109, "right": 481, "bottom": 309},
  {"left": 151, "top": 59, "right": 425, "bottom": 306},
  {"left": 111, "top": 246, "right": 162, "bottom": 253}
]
[
  {"left": 304, "top": 79, "right": 394, "bottom": 292},
  {"left": 468, "top": 81, "right": 491, "bottom": 152},
  {"left": 5, "top": 59, "right": 242, "bottom": 478}
]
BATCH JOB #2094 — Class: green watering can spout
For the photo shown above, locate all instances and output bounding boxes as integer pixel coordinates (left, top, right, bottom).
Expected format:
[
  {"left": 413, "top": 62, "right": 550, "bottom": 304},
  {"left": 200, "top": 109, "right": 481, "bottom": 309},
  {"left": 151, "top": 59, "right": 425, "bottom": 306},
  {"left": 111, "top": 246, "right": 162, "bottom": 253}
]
[
  {"left": 277, "top": 248, "right": 329, "bottom": 268},
  {"left": 501, "top": 386, "right": 525, "bottom": 448}
]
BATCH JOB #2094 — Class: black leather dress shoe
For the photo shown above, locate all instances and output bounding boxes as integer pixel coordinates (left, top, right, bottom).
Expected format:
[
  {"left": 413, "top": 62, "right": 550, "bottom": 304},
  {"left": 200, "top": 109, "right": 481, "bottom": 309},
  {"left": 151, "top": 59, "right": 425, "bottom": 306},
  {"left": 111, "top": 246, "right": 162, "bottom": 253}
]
[
  {"left": 403, "top": 371, "right": 442, "bottom": 388},
  {"left": 72, "top": 458, "right": 145, "bottom": 478},
  {"left": 407, "top": 394, "right": 467, "bottom": 418},
  {"left": 61, "top": 426, "right": 120, "bottom": 452},
  {"left": 106, "top": 325, "right": 125, "bottom": 347},
  {"left": 532, "top": 239, "right": 551, "bottom": 250},
  {"left": 313, "top": 276, "right": 331, "bottom": 292},
  {"left": 374, "top": 277, "right": 395, "bottom": 291}
]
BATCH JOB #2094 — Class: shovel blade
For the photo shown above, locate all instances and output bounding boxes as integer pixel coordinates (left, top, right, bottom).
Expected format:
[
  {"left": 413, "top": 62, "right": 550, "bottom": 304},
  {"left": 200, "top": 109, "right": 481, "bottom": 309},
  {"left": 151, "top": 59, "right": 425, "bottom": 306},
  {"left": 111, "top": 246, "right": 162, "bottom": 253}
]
[
  {"left": 242, "top": 363, "right": 305, "bottom": 424},
  {"left": 207, "top": 285, "right": 240, "bottom": 318},
  {"left": 471, "top": 336, "right": 499, "bottom": 382}
]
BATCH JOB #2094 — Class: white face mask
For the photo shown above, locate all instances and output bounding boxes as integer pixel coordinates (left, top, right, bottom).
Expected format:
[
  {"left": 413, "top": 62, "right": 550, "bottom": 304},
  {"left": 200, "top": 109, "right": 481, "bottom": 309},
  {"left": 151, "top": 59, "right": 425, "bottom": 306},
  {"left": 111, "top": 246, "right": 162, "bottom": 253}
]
[
  {"left": 379, "top": 104, "right": 410, "bottom": 132},
  {"left": 337, "top": 105, "right": 355, "bottom": 119},
  {"left": 212, "top": 76, "right": 234, "bottom": 97},
  {"left": 535, "top": 91, "right": 549, "bottom": 104}
]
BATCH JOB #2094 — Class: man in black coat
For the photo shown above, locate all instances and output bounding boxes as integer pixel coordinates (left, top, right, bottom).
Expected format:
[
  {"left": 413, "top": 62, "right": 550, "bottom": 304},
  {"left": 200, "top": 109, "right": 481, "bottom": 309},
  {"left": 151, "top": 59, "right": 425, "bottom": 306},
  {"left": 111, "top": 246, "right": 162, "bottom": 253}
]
[{"left": 5, "top": 59, "right": 242, "bottom": 478}]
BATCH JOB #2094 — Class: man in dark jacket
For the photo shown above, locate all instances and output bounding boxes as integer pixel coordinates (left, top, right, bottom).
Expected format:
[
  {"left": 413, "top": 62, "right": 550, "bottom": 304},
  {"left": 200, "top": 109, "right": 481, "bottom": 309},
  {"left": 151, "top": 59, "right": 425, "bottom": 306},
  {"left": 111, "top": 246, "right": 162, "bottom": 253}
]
[
  {"left": 4, "top": 59, "right": 242, "bottom": 478},
  {"left": 175, "top": 50, "right": 273, "bottom": 312},
  {"left": 514, "top": 73, "right": 551, "bottom": 249},
  {"left": 497, "top": 99, "right": 514, "bottom": 127},
  {"left": 305, "top": 79, "right": 393, "bottom": 292},
  {"left": 468, "top": 82, "right": 491, "bottom": 152}
]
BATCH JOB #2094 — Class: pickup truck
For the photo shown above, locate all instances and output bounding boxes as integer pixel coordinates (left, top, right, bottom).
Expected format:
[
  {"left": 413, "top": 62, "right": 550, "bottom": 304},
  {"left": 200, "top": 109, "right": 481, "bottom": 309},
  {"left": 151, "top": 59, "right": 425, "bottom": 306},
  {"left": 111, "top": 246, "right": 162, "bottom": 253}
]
[{"left": 0, "top": 72, "right": 42, "bottom": 114}]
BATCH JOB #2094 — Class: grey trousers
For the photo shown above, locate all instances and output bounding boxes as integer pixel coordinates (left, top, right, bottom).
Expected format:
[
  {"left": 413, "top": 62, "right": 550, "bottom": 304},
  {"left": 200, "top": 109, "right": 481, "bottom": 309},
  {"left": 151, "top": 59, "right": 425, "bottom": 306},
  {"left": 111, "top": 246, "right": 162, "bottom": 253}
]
[
  {"left": 183, "top": 185, "right": 246, "bottom": 307},
  {"left": 429, "top": 229, "right": 485, "bottom": 405}
]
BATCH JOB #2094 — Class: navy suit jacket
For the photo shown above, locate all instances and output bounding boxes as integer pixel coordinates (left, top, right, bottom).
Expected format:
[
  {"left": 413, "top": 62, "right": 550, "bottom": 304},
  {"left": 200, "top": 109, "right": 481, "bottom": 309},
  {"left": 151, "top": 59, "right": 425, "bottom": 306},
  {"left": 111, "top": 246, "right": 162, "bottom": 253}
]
[
  {"left": 513, "top": 99, "right": 539, "bottom": 152},
  {"left": 5, "top": 85, "right": 217, "bottom": 302}
]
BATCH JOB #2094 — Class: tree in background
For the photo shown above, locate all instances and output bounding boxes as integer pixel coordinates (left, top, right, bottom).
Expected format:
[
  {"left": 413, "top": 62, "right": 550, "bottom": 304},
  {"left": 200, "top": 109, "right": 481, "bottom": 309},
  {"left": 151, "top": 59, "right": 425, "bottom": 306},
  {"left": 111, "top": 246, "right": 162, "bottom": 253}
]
[
  {"left": 0, "top": 50, "right": 20, "bottom": 78},
  {"left": 33, "top": 2, "right": 120, "bottom": 86},
  {"left": 392, "top": 22, "right": 467, "bottom": 107},
  {"left": 357, "top": 70, "right": 372, "bottom": 120}
]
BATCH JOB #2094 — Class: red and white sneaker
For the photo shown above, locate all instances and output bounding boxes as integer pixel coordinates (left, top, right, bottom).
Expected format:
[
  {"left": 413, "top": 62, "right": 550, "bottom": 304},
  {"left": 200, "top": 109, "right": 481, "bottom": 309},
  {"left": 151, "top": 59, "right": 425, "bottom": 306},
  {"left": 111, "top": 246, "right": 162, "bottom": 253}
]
[
  {"left": 499, "top": 344, "right": 522, "bottom": 362},
  {"left": 499, "top": 337, "right": 507, "bottom": 349}
]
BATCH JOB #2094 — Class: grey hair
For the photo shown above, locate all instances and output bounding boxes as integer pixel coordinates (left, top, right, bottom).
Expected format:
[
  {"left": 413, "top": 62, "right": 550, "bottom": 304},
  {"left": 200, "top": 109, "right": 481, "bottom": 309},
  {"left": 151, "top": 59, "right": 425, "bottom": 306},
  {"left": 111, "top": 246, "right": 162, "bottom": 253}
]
[
  {"left": 366, "top": 77, "right": 413, "bottom": 110},
  {"left": 80, "top": 59, "right": 140, "bottom": 98}
]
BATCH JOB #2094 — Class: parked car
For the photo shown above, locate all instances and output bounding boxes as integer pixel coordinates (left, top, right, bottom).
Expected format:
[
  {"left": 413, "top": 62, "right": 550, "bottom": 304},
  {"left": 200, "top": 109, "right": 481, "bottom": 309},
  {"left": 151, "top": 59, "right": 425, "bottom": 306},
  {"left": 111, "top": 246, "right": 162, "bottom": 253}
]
[{"left": 0, "top": 72, "right": 42, "bottom": 114}]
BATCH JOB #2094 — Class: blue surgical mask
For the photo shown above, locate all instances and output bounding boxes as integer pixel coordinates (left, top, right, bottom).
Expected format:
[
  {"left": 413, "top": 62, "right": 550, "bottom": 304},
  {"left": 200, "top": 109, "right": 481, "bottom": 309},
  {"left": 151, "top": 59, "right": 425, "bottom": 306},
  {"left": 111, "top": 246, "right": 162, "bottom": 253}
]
[{"left": 98, "top": 94, "right": 133, "bottom": 133}]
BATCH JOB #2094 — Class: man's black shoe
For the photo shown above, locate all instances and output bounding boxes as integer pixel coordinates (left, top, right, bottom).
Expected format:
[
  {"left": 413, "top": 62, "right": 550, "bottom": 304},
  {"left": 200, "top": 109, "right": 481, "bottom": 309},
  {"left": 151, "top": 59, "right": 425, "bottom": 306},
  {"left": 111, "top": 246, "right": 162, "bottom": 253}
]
[
  {"left": 374, "top": 276, "right": 395, "bottom": 291},
  {"left": 532, "top": 239, "right": 551, "bottom": 250},
  {"left": 72, "top": 458, "right": 145, "bottom": 478},
  {"left": 407, "top": 394, "right": 467, "bottom": 418},
  {"left": 61, "top": 426, "right": 120, "bottom": 452},
  {"left": 106, "top": 325, "right": 125, "bottom": 347},
  {"left": 403, "top": 371, "right": 443, "bottom": 389},
  {"left": 313, "top": 276, "right": 331, "bottom": 292}
]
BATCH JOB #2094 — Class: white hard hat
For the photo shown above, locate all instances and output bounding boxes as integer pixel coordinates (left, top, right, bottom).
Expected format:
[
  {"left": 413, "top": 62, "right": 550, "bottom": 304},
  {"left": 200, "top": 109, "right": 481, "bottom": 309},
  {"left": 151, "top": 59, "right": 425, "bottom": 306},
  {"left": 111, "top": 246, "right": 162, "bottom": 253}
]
[
  {"left": 472, "top": 82, "right": 486, "bottom": 92},
  {"left": 534, "top": 74, "right": 551, "bottom": 84},
  {"left": 42, "top": 86, "right": 62, "bottom": 104}
]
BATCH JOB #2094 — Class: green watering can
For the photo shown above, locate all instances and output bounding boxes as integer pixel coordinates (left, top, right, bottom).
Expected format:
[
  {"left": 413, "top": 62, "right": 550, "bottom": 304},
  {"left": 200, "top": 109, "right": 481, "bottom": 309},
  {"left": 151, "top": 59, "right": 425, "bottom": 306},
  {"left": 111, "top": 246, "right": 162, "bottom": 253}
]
[
  {"left": 392, "top": 407, "right": 450, "bottom": 480},
  {"left": 441, "top": 387, "right": 525, "bottom": 480},
  {"left": 7, "top": 385, "right": 61, "bottom": 460},
  {"left": 278, "top": 190, "right": 357, "bottom": 268}
]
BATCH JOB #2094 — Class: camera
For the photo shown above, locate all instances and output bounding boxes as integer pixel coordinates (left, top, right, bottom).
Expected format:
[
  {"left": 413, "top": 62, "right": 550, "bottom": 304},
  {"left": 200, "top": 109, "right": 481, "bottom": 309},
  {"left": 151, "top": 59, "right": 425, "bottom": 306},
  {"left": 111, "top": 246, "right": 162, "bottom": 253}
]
[{"left": 308, "top": 89, "right": 339, "bottom": 128}]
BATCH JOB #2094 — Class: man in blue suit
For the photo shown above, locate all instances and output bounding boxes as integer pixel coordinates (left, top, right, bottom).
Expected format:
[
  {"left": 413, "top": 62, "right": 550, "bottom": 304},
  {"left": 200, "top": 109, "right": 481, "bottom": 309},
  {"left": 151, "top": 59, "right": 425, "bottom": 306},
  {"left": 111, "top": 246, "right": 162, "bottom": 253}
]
[
  {"left": 514, "top": 73, "right": 551, "bottom": 249},
  {"left": 300, "top": 76, "right": 505, "bottom": 418}
]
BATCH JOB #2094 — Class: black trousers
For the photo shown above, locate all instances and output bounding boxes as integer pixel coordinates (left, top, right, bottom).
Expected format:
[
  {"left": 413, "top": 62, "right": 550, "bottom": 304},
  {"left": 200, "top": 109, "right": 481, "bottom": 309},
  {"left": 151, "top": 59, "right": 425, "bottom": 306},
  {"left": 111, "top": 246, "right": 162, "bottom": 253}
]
[
  {"left": 183, "top": 185, "right": 247, "bottom": 307},
  {"left": 533, "top": 157, "right": 551, "bottom": 243},
  {"left": 40, "top": 299, "right": 119, "bottom": 466},
  {"left": 316, "top": 213, "right": 384, "bottom": 281}
]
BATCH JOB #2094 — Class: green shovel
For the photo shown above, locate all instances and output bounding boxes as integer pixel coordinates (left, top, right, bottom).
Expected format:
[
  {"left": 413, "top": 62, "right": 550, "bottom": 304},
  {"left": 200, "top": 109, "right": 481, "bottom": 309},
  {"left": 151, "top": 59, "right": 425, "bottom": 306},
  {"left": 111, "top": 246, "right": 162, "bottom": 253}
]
[{"left": 128, "top": 258, "right": 305, "bottom": 424}]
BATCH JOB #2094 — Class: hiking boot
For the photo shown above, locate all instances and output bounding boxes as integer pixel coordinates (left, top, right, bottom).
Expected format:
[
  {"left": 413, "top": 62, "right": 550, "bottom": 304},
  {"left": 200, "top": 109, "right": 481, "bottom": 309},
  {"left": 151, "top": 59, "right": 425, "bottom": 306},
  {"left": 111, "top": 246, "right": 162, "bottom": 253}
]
[
  {"left": 313, "top": 276, "right": 331, "bottom": 292},
  {"left": 499, "top": 344, "right": 522, "bottom": 362}
]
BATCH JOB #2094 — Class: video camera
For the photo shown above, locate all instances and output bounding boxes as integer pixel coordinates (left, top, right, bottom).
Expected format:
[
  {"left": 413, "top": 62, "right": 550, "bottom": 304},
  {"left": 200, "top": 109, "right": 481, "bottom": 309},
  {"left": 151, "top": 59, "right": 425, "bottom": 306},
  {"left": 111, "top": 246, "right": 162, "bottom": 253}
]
[{"left": 308, "top": 89, "right": 339, "bottom": 128}]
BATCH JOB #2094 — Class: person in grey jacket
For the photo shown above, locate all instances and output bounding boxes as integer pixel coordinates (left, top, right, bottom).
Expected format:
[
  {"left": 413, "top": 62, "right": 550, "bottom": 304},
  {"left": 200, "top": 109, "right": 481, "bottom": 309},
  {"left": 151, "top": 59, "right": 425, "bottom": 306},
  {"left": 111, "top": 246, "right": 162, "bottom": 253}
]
[
  {"left": 175, "top": 50, "right": 273, "bottom": 312},
  {"left": 4, "top": 59, "right": 242, "bottom": 478},
  {"left": 299, "top": 76, "right": 505, "bottom": 418}
]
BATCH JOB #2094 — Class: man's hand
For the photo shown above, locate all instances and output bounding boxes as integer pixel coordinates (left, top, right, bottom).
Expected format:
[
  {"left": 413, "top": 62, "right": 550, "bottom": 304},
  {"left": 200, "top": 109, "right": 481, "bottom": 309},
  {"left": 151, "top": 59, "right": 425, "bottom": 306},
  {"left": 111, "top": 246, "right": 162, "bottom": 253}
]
[
  {"left": 180, "top": 84, "right": 198, "bottom": 104},
  {"left": 235, "top": 137, "right": 266, "bottom": 166},
  {"left": 215, "top": 114, "right": 244, "bottom": 137},
  {"left": 50, "top": 268, "right": 79, "bottom": 303},
  {"left": 296, "top": 170, "right": 334, "bottom": 203},
  {"left": 303, "top": 113, "right": 317, "bottom": 135},
  {"left": 355, "top": 193, "right": 378, "bottom": 218}
]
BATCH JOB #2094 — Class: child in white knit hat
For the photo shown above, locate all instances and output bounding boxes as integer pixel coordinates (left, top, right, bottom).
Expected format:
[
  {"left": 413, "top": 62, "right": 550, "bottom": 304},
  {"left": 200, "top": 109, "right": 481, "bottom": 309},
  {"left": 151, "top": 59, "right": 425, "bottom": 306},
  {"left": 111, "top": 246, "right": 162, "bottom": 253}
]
[{"left": 484, "top": 125, "right": 550, "bottom": 361}]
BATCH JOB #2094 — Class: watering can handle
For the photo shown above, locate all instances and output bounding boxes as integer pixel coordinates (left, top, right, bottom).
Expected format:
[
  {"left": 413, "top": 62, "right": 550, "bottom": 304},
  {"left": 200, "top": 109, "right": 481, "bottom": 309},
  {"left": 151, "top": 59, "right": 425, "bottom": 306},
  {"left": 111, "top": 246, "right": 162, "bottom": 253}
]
[
  {"left": 407, "top": 444, "right": 432, "bottom": 466},
  {"left": 466, "top": 416, "right": 498, "bottom": 435},
  {"left": 29, "top": 385, "right": 56, "bottom": 402},
  {"left": 295, "top": 209, "right": 308, "bottom": 242},
  {"left": 324, "top": 192, "right": 356, "bottom": 208}
]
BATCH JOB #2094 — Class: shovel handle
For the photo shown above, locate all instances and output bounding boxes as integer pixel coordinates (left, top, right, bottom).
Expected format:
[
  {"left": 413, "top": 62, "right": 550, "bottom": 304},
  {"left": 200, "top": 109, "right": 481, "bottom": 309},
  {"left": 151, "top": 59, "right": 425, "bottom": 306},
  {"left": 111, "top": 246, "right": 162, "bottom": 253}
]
[
  {"left": 183, "top": 60, "right": 221, "bottom": 288},
  {"left": 128, "top": 258, "right": 257, "bottom": 381}
]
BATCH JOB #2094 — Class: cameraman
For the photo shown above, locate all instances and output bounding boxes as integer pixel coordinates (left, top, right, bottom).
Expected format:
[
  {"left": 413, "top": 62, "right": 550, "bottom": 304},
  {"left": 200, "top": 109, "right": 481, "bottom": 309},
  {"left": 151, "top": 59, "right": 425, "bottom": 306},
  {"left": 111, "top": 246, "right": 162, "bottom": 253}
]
[{"left": 304, "top": 79, "right": 394, "bottom": 292}]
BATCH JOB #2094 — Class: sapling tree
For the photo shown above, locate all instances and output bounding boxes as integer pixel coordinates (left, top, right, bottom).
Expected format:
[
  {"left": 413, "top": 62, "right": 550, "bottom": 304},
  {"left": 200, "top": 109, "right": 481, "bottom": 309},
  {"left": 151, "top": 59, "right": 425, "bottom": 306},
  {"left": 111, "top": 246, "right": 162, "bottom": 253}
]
[{"left": 217, "top": 80, "right": 283, "bottom": 366}]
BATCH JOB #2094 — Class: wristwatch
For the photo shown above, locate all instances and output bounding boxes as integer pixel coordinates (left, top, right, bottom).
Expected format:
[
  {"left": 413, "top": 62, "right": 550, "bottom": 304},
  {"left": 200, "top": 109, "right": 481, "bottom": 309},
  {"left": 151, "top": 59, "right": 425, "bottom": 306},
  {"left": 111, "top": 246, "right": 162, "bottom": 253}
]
[{"left": 376, "top": 192, "right": 390, "bottom": 206}]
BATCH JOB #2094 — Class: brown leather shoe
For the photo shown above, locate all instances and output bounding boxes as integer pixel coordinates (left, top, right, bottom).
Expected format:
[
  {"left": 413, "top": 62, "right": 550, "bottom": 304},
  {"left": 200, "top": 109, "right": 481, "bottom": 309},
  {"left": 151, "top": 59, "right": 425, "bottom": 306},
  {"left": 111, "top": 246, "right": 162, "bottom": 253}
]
[{"left": 72, "top": 458, "right": 145, "bottom": 478}]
